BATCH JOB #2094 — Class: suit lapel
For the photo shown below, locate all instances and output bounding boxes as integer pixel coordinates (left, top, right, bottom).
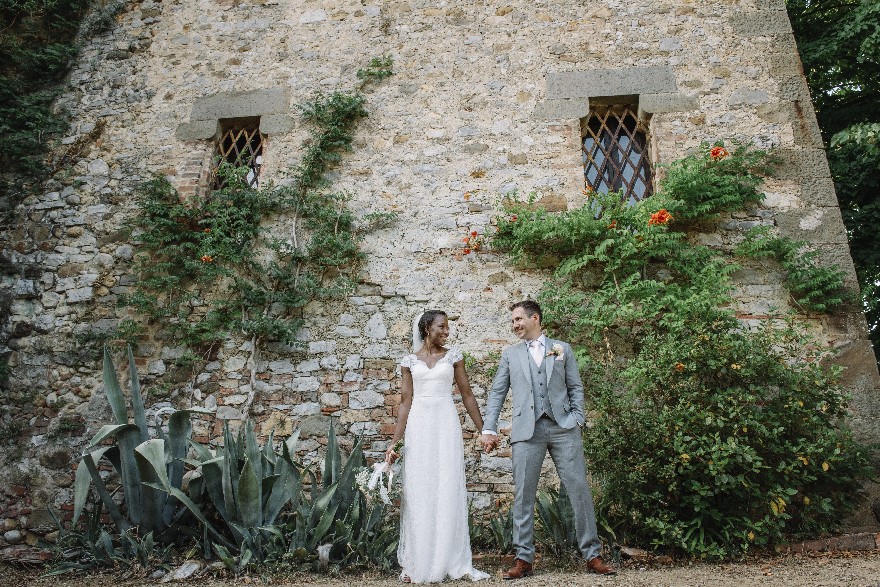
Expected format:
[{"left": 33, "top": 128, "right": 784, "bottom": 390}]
[{"left": 544, "top": 337, "right": 555, "bottom": 384}]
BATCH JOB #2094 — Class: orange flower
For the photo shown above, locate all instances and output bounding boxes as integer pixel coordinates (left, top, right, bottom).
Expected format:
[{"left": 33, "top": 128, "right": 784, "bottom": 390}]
[
  {"left": 471, "top": 231, "right": 478, "bottom": 237},
  {"left": 674, "top": 362, "right": 686, "bottom": 373},
  {"left": 464, "top": 192, "right": 472, "bottom": 200},
  {"left": 201, "top": 255, "right": 213, "bottom": 263},
  {"left": 463, "top": 237, "right": 470, "bottom": 243},
  {"left": 203, "top": 228, "right": 211, "bottom": 233},
  {"left": 710, "top": 146, "right": 729, "bottom": 161},
  {"left": 648, "top": 209, "right": 673, "bottom": 226},
  {"left": 511, "top": 215, "right": 518, "bottom": 222},
  {"left": 582, "top": 185, "right": 594, "bottom": 196},
  {"left": 607, "top": 220, "right": 617, "bottom": 229},
  {"left": 463, "top": 248, "right": 471, "bottom": 255}
]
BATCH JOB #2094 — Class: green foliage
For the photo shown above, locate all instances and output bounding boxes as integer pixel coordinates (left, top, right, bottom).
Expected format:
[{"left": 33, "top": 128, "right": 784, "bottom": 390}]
[
  {"left": 535, "top": 485, "right": 578, "bottom": 557},
  {"left": 586, "top": 319, "right": 872, "bottom": 558},
  {"left": 64, "top": 353, "right": 398, "bottom": 574},
  {"left": 787, "top": 0, "right": 880, "bottom": 360},
  {"left": 72, "top": 347, "right": 213, "bottom": 539},
  {"left": 659, "top": 143, "right": 775, "bottom": 222},
  {"left": 50, "top": 504, "right": 172, "bottom": 575},
  {"left": 737, "top": 227, "right": 850, "bottom": 313},
  {"left": 125, "top": 81, "right": 394, "bottom": 365},
  {"left": 0, "top": 0, "right": 94, "bottom": 211},
  {"left": 356, "top": 55, "right": 394, "bottom": 86},
  {"left": 490, "top": 144, "right": 873, "bottom": 558}
]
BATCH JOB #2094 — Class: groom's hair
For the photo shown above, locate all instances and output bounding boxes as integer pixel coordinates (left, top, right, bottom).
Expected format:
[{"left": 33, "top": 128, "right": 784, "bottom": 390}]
[
  {"left": 510, "top": 300, "right": 542, "bottom": 323},
  {"left": 418, "top": 310, "right": 448, "bottom": 339}
]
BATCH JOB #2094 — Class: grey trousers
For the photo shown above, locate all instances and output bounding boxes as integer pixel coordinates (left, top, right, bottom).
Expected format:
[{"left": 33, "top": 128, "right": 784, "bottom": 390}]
[{"left": 511, "top": 416, "right": 602, "bottom": 562}]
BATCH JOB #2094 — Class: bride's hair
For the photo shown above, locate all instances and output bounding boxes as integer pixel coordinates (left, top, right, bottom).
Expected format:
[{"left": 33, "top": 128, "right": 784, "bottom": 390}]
[{"left": 417, "top": 310, "right": 447, "bottom": 340}]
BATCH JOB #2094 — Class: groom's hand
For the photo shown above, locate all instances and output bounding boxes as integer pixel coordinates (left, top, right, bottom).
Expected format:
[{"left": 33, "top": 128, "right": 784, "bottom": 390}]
[{"left": 480, "top": 433, "right": 498, "bottom": 453}]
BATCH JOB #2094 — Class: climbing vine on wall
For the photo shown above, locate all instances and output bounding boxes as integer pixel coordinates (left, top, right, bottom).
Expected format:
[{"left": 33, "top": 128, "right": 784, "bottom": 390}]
[
  {"left": 490, "top": 143, "right": 870, "bottom": 557},
  {"left": 121, "top": 62, "right": 396, "bottom": 402}
]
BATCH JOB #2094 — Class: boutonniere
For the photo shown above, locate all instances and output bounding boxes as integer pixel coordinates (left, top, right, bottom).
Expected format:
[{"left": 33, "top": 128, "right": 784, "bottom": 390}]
[{"left": 546, "top": 343, "right": 565, "bottom": 360}]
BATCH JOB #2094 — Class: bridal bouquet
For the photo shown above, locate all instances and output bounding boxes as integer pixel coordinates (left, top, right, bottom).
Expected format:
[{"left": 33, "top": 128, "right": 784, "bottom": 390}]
[{"left": 356, "top": 440, "right": 403, "bottom": 505}]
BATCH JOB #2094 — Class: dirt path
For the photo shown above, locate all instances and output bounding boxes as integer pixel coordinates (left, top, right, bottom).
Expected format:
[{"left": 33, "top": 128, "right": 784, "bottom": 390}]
[{"left": 4, "top": 552, "right": 880, "bottom": 587}]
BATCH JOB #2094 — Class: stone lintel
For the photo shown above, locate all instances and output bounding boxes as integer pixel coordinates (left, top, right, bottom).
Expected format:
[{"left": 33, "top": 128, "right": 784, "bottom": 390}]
[
  {"left": 775, "top": 148, "right": 832, "bottom": 182},
  {"left": 190, "top": 87, "right": 291, "bottom": 121},
  {"left": 259, "top": 114, "right": 296, "bottom": 135},
  {"left": 175, "top": 120, "right": 220, "bottom": 141},
  {"left": 546, "top": 66, "right": 677, "bottom": 99},
  {"left": 637, "top": 93, "right": 699, "bottom": 116},
  {"left": 533, "top": 98, "right": 589, "bottom": 120},
  {"left": 729, "top": 11, "right": 793, "bottom": 36}
]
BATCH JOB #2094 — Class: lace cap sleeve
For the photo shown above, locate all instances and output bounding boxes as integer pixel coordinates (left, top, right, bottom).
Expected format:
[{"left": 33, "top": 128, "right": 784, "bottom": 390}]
[
  {"left": 400, "top": 354, "right": 417, "bottom": 369},
  {"left": 446, "top": 347, "right": 463, "bottom": 365}
]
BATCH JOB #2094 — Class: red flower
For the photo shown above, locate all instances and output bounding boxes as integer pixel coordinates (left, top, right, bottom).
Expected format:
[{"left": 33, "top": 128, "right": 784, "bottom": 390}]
[
  {"left": 471, "top": 231, "right": 478, "bottom": 237},
  {"left": 710, "top": 146, "right": 729, "bottom": 161},
  {"left": 463, "top": 248, "right": 471, "bottom": 255},
  {"left": 607, "top": 220, "right": 617, "bottom": 229},
  {"left": 203, "top": 228, "right": 211, "bottom": 233},
  {"left": 648, "top": 209, "right": 673, "bottom": 226},
  {"left": 201, "top": 255, "right": 213, "bottom": 263},
  {"left": 511, "top": 215, "right": 518, "bottom": 222},
  {"left": 463, "top": 237, "right": 470, "bottom": 243},
  {"left": 674, "top": 362, "right": 686, "bottom": 373}
]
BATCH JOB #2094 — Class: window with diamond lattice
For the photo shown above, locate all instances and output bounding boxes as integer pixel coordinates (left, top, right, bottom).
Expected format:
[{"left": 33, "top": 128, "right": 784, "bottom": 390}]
[
  {"left": 213, "top": 120, "right": 264, "bottom": 189},
  {"left": 582, "top": 106, "right": 653, "bottom": 205}
]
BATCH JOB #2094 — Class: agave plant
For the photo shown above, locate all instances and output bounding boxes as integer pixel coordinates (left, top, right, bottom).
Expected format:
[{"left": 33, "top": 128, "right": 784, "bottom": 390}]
[
  {"left": 535, "top": 484, "right": 578, "bottom": 556},
  {"left": 71, "top": 347, "right": 212, "bottom": 538},
  {"left": 173, "top": 419, "right": 306, "bottom": 566}
]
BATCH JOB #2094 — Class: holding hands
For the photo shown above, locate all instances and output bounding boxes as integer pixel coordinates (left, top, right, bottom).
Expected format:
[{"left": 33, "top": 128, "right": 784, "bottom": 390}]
[{"left": 480, "top": 433, "right": 498, "bottom": 453}]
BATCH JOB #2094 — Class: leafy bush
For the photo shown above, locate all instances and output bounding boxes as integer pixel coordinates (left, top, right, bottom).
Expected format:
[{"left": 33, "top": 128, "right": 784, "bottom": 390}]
[{"left": 490, "top": 143, "right": 873, "bottom": 558}]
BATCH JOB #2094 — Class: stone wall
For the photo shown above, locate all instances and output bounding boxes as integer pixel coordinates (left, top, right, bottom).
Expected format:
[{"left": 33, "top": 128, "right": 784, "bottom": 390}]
[{"left": 2, "top": 0, "right": 878, "bottom": 548}]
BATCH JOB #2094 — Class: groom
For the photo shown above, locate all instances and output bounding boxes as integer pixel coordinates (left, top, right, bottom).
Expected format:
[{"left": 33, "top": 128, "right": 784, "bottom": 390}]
[{"left": 481, "top": 300, "right": 615, "bottom": 578}]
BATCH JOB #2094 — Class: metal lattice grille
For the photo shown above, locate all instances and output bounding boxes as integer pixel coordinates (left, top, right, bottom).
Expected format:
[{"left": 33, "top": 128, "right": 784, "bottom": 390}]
[
  {"left": 213, "top": 125, "right": 264, "bottom": 189},
  {"left": 582, "top": 106, "right": 653, "bottom": 204}
]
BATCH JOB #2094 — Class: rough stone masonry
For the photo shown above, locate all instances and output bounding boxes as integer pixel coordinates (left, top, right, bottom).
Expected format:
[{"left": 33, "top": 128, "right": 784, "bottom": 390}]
[{"left": 1, "top": 0, "right": 878, "bottom": 550}]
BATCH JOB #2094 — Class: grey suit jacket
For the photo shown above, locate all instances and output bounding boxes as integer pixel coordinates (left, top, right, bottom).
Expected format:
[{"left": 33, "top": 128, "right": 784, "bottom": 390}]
[{"left": 484, "top": 338, "right": 585, "bottom": 443}]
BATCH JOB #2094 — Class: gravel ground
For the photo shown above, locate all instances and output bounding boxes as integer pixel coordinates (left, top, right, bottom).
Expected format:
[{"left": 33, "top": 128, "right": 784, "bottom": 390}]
[{"left": 4, "top": 552, "right": 880, "bottom": 587}]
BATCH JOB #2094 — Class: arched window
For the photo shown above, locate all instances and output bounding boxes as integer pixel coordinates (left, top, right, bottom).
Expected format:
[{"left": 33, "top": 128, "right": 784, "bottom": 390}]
[{"left": 581, "top": 105, "right": 653, "bottom": 205}]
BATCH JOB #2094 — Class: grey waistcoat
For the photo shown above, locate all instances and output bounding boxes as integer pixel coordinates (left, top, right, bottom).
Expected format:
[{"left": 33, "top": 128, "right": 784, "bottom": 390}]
[{"left": 528, "top": 353, "right": 556, "bottom": 422}]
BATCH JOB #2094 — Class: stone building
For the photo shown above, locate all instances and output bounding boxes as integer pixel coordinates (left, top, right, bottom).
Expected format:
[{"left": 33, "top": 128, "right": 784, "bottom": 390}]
[{"left": 1, "top": 0, "right": 878, "bottom": 549}]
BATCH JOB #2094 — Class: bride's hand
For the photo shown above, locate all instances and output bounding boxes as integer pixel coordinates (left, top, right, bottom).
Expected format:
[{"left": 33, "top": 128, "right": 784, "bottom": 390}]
[{"left": 385, "top": 447, "right": 399, "bottom": 464}]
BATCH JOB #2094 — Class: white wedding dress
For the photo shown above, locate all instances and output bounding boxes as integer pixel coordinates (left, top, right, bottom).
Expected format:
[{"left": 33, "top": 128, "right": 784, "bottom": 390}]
[{"left": 398, "top": 348, "right": 490, "bottom": 583}]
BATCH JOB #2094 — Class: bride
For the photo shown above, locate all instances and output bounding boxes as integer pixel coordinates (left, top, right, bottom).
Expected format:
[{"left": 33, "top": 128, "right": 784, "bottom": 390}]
[{"left": 385, "top": 310, "right": 490, "bottom": 583}]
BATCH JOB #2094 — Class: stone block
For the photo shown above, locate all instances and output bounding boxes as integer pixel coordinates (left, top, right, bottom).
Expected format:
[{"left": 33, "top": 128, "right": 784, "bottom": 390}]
[
  {"left": 259, "top": 114, "right": 295, "bottom": 135},
  {"left": 789, "top": 101, "right": 824, "bottom": 148},
  {"left": 777, "top": 76, "right": 812, "bottom": 102},
  {"left": 769, "top": 52, "right": 803, "bottom": 78},
  {"left": 729, "top": 11, "right": 793, "bottom": 36},
  {"left": 190, "top": 87, "right": 290, "bottom": 121},
  {"left": 638, "top": 93, "right": 699, "bottom": 114},
  {"left": 826, "top": 533, "right": 878, "bottom": 552},
  {"left": 813, "top": 243, "right": 860, "bottom": 288},
  {"left": 545, "top": 66, "right": 677, "bottom": 99},
  {"left": 775, "top": 206, "right": 849, "bottom": 246},
  {"left": 799, "top": 176, "right": 841, "bottom": 208},
  {"left": 534, "top": 98, "right": 590, "bottom": 120},
  {"left": 774, "top": 148, "right": 832, "bottom": 181},
  {"left": 175, "top": 120, "right": 219, "bottom": 141}
]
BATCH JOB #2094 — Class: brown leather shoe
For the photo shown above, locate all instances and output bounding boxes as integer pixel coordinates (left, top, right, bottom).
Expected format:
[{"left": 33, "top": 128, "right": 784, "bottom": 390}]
[
  {"left": 586, "top": 556, "right": 616, "bottom": 575},
  {"left": 502, "top": 558, "right": 533, "bottom": 580}
]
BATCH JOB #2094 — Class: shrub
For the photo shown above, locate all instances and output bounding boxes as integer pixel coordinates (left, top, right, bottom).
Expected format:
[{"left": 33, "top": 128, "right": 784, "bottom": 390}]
[{"left": 490, "top": 143, "right": 873, "bottom": 558}]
